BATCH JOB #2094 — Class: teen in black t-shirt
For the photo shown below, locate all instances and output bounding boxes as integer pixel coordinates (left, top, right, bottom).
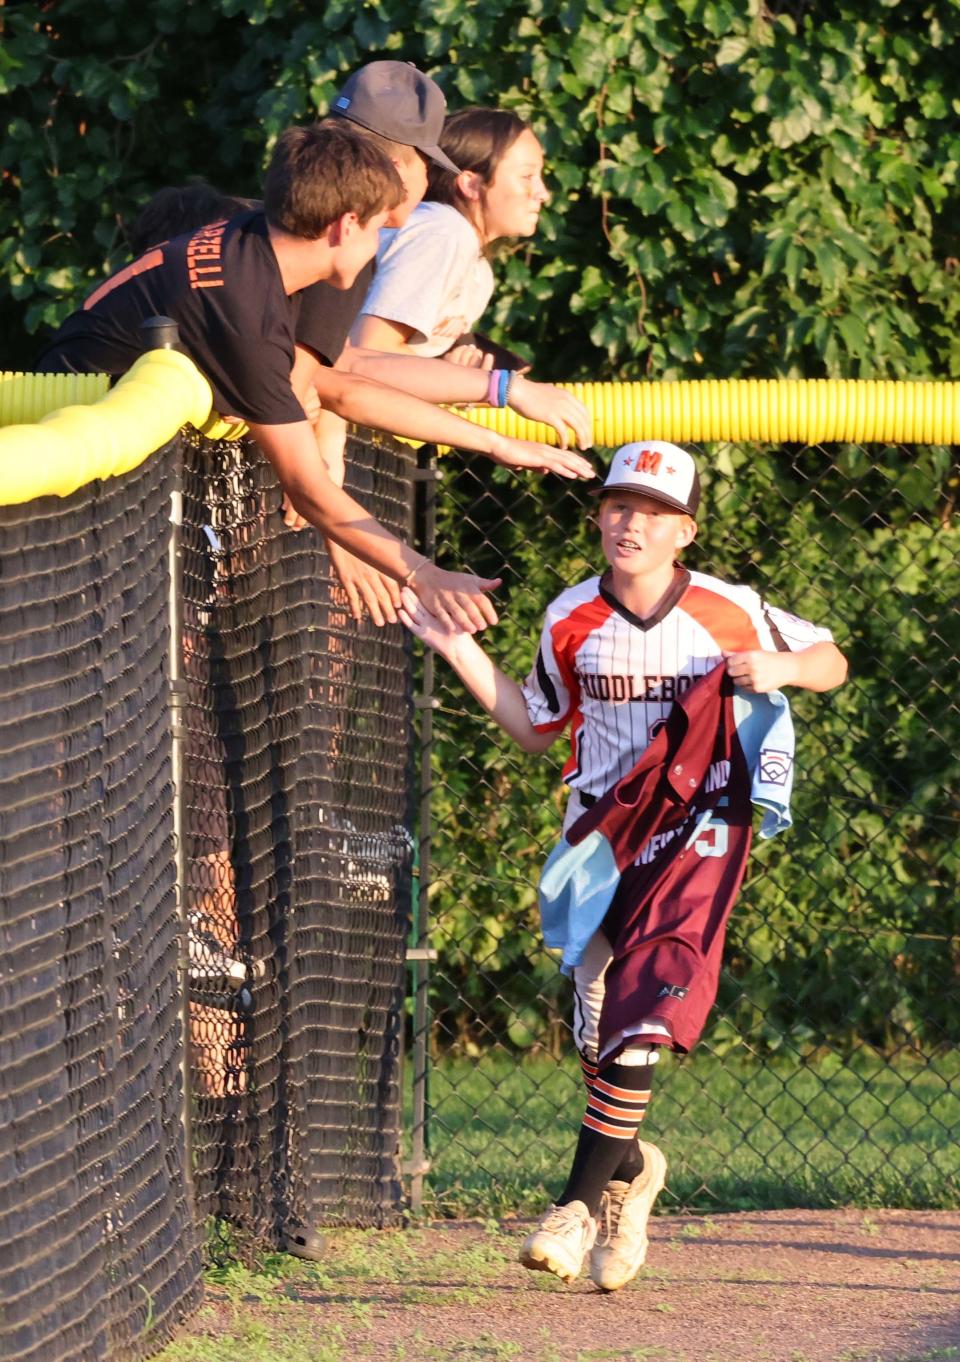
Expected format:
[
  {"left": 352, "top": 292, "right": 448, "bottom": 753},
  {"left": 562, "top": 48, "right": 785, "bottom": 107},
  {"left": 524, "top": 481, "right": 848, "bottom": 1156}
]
[
  {"left": 38, "top": 123, "right": 501, "bottom": 634},
  {"left": 39, "top": 209, "right": 304, "bottom": 426}
]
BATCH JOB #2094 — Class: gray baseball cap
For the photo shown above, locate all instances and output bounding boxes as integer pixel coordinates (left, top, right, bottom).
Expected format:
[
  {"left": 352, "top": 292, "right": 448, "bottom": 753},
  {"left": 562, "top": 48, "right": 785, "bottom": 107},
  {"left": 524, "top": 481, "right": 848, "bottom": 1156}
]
[{"left": 331, "top": 62, "right": 460, "bottom": 174}]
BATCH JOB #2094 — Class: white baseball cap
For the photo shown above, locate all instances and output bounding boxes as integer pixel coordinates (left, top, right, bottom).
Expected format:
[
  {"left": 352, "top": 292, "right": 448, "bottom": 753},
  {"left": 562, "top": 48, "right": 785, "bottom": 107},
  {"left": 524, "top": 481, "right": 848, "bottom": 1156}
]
[{"left": 592, "top": 440, "right": 700, "bottom": 516}]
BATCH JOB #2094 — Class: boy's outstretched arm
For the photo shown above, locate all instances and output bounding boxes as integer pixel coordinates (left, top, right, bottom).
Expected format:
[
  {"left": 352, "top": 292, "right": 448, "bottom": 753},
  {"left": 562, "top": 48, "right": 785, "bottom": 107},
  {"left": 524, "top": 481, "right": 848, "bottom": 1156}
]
[
  {"left": 399, "top": 589, "right": 558, "bottom": 754},
  {"left": 248, "top": 420, "right": 499, "bottom": 633},
  {"left": 724, "top": 641, "right": 848, "bottom": 693}
]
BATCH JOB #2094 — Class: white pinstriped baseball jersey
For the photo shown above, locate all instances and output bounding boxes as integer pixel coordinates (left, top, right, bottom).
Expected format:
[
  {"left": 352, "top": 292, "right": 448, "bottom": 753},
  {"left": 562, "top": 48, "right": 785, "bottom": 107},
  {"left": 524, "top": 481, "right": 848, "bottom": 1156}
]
[{"left": 522, "top": 566, "right": 832, "bottom": 800}]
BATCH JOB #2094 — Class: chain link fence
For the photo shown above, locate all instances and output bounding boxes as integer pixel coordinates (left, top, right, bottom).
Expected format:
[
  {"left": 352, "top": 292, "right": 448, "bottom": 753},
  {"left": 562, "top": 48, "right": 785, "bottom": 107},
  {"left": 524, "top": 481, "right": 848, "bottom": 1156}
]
[
  {"left": 180, "top": 429, "right": 416, "bottom": 1252},
  {"left": 0, "top": 442, "right": 202, "bottom": 1362},
  {"left": 3, "top": 395, "right": 957, "bottom": 1362},
  {"left": 412, "top": 439, "right": 959, "bottom": 1216},
  {"left": 0, "top": 416, "right": 419, "bottom": 1361}
]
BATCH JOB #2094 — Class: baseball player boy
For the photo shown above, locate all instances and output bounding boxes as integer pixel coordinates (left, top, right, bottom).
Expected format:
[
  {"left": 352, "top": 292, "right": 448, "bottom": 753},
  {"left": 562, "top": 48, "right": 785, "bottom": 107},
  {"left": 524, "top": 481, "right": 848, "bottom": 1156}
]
[{"left": 400, "top": 440, "right": 847, "bottom": 1290}]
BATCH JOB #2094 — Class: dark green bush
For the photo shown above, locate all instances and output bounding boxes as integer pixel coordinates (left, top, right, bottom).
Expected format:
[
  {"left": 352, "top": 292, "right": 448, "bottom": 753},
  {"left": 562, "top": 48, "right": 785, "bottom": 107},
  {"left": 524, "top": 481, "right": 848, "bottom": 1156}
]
[{"left": 3, "top": 1, "right": 960, "bottom": 378}]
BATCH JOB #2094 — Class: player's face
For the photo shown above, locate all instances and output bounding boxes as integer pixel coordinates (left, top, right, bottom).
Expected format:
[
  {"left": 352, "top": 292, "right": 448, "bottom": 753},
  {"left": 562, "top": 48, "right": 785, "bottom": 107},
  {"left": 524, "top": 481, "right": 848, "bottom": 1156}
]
[
  {"left": 386, "top": 150, "right": 429, "bottom": 228},
  {"left": 478, "top": 130, "right": 550, "bottom": 244},
  {"left": 598, "top": 492, "right": 696, "bottom": 580},
  {"left": 328, "top": 208, "right": 390, "bottom": 288}
]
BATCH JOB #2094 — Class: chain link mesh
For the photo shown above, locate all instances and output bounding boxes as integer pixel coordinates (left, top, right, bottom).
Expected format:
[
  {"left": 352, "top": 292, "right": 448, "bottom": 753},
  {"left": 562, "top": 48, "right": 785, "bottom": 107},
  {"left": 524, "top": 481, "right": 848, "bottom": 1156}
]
[
  {"left": 0, "top": 444, "right": 202, "bottom": 1361},
  {"left": 1, "top": 420, "right": 419, "bottom": 1357},
  {"left": 415, "top": 440, "right": 959, "bottom": 1215},
  {"left": 180, "top": 430, "right": 415, "bottom": 1249}
]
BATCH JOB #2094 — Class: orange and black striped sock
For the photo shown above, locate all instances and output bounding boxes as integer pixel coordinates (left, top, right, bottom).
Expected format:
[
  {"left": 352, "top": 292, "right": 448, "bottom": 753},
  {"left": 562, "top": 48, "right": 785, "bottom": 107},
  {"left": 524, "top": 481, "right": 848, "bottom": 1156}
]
[
  {"left": 579, "top": 1052, "right": 598, "bottom": 1090},
  {"left": 557, "top": 1059, "right": 653, "bottom": 1216}
]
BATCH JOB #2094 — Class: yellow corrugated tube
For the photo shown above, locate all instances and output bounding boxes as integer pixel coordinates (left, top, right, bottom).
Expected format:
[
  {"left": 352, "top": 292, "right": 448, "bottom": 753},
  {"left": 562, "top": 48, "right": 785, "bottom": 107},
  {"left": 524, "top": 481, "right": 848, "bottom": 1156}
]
[
  {"left": 0, "top": 369, "right": 111, "bottom": 425},
  {"left": 462, "top": 379, "right": 960, "bottom": 446},
  {"left": 0, "top": 351, "right": 213, "bottom": 505}
]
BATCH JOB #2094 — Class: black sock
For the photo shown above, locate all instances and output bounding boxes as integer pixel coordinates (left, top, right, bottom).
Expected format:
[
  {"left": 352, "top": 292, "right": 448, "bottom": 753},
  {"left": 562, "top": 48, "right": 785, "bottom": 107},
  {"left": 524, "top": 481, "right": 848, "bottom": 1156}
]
[
  {"left": 612, "top": 1138, "right": 645, "bottom": 1184},
  {"left": 556, "top": 1060, "right": 653, "bottom": 1217}
]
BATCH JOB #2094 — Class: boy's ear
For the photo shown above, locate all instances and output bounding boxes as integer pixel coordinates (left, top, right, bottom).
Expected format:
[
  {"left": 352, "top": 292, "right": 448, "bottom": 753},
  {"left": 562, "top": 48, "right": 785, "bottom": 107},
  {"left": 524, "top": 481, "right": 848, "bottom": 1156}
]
[
  {"left": 325, "top": 211, "right": 358, "bottom": 247},
  {"left": 678, "top": 517, "right": 698, "bottom": 547}
]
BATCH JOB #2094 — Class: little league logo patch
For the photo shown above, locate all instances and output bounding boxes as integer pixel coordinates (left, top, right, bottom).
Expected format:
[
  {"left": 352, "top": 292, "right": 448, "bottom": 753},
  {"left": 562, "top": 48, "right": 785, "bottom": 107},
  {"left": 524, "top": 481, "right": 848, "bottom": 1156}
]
[
  {"left": 759, "top": 748, "right": 793, "bottom": 785},
  {"left": 657, "top": 984, "right": 688, "bottom": 1001}
]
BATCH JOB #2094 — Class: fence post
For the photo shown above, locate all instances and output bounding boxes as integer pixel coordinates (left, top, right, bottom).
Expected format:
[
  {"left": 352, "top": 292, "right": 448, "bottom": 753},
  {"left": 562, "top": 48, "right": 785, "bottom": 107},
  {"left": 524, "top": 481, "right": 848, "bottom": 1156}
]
[
  {"left": 141, "top": 317, "right": 195, "bottom": 1202},
  {"left": 407, "top": 446, "right": 440, "bottom": 1214}
]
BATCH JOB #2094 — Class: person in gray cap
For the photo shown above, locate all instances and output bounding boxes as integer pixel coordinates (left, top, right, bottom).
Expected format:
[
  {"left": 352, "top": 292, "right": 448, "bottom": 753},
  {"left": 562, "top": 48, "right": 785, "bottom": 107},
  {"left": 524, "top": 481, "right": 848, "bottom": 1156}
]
[
  {"left": 287, "top": 61, "right": 594, "bottom": 626},
  {"left": 295, "top": 61, "right": 459, "bottom": 368}
]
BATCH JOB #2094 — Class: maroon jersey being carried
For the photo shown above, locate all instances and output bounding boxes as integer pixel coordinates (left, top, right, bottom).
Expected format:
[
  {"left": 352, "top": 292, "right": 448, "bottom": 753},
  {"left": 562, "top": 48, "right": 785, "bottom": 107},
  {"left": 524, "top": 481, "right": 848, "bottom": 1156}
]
[{"left": 552, "top": 664, "right": 795, "bottom": 1060}]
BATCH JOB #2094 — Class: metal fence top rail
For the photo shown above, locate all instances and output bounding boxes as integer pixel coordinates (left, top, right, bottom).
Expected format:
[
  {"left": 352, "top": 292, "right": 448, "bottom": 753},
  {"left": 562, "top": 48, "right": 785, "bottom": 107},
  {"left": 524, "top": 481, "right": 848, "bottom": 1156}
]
[{"left": 0, "top": 350, "right": 212, "bottom": 505}]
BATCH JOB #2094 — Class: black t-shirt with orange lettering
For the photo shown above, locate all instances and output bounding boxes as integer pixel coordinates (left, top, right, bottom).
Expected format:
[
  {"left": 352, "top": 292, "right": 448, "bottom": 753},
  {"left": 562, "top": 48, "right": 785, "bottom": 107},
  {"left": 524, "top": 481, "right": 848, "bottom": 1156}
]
[{"left": 36, "top": 210, "right": 306, "bottom": 426}]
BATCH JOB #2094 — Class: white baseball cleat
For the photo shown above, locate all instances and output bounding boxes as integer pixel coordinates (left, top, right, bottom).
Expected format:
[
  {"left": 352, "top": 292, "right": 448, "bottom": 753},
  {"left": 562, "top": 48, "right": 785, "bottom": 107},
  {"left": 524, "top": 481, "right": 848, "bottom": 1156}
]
[
  {"left": 590, "top": 1141, "right": 668, "bottom": 1292},
  {"left": 519, "top": 1200, "right": 597, "bottom": 1283}
]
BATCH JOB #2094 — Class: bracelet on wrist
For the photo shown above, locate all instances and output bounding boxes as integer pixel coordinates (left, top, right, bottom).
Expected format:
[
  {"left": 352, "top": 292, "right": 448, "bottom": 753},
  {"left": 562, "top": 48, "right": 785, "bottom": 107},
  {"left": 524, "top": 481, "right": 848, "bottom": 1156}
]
[
  {"left": 402, "top": 556, "right": 428, "bottom": 588},
  {"left": 496, "top": 368, "right": 511, "bottom": 408},
  {"left": 503, "top": 370, "right": 520, "bottom": 407},
  {"left": 486, "top": 368, "right": 503, "bottom": 407}
]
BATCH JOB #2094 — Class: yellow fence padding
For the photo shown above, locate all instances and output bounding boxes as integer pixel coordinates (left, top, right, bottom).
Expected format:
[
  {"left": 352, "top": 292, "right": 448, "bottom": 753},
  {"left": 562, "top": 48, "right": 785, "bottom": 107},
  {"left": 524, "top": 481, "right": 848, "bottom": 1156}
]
[
  {"left": 0, "top": 365, "right": 247, "bottom": 443},
  {"left": 0, "top": 370, "right": 111, "bottom": 425},
  {"left": 459, "top": 379, "right": 960, "bottom": 446},
  {"left": 0, "top": 351, "right": 213, "bottom": 505},
  {"left": 198, "top": 412, "right": 250, "bottom": 441}
]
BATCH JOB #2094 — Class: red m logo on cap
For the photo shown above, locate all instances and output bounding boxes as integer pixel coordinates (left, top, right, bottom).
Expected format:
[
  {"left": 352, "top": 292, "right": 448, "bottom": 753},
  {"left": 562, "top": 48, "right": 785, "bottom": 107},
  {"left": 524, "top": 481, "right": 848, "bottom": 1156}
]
[{"left": 636, "top": 449, "right": 662, "bottom": 475}]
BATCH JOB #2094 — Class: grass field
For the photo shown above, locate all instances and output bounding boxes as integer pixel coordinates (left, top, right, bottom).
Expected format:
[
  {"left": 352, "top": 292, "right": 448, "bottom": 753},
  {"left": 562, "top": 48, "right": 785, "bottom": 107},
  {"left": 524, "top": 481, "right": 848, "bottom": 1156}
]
[{"left": 416, "top": 1048, "right": 960, "bottom": 1217}]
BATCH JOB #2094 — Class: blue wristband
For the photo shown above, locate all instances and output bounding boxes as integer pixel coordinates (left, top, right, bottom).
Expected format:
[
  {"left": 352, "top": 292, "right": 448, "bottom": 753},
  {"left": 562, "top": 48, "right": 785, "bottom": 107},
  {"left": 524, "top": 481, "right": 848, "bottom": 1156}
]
[{"left": 497, "top": 368, "right": 511, "bottom": 408}]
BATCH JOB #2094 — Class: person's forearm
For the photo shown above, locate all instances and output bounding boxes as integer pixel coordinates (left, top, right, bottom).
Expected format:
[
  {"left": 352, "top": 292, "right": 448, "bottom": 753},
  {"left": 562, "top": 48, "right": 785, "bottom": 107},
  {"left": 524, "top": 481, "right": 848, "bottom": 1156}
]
[
  {"left": 780, "top": 642, "right": 848, "bottom": 691},
  {"left": 280, "top": 476, "right": 418, "bottom": 579},
  {"left": 248, "top": 420, "right": 423, "bottom": 581},
  {"left": 315, "top": 368, "right": 503, "bottom": 455},
  {"left": 442, "top": 635, "right": 556, "bottom": 753},
  {"left": 312, "top": 407, "right": 347, "bottom": 487},
  {"left": 338, "top": 345, "right": 493, "bottom": 405}
]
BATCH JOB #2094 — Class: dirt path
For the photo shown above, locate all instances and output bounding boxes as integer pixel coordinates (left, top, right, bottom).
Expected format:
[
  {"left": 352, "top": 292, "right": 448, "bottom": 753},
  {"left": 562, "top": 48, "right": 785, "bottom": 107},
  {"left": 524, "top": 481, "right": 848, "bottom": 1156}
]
[{"left": 174, "top": 1209, "right": 960, "bottom": 1362}]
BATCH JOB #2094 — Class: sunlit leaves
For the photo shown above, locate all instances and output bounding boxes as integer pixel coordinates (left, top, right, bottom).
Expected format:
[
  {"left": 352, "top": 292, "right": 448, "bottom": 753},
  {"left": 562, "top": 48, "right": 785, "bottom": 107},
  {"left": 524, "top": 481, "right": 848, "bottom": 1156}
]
[{"left": 1, "top": 0, "right": 959, "bottom": 376}]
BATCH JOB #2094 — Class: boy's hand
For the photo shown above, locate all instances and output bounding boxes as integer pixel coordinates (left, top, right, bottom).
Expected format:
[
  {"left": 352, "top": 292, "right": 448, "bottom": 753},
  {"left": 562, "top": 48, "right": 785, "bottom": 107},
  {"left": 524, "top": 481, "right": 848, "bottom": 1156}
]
[
  {"left": 326, "top": 539, "right": 401, "bottom": 626},
  {"left": 399, "top": 587, "right": 472, "bottom": 656},
  {"left": 724, "top": 649, "right": 794, "bottom": 693},
  {"left": 507, "top": 374, "right": 593, "bottom": 451},
  {"left": 410, "top": 562, "right": 500, "bottom": 633},
  {"left": 488, "top": 432, "right": 593, "bottom": 481}
]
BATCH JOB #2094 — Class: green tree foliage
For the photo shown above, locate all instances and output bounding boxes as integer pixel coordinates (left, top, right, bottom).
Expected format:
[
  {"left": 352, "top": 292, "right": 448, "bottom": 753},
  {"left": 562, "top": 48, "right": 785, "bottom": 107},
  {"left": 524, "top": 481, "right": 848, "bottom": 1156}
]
[{"left": 3, "top": 0, "right": 960, "bottom": 376}]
